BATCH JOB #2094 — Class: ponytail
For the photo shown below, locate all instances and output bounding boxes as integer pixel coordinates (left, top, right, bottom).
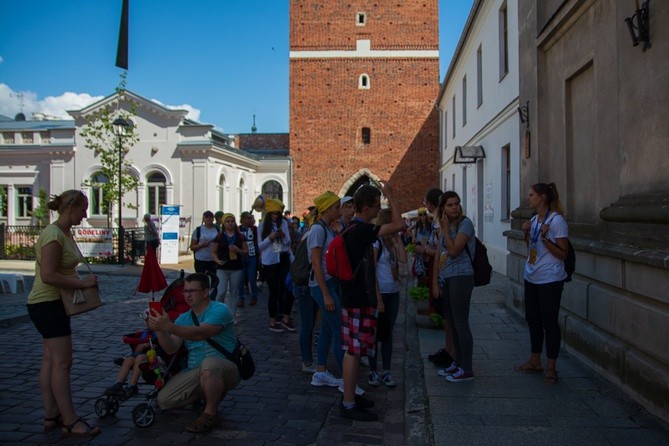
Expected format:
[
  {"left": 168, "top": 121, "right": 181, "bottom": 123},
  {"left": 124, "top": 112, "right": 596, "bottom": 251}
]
[{"left": 531, "top": 182, "right": 564, "bottom": 215}]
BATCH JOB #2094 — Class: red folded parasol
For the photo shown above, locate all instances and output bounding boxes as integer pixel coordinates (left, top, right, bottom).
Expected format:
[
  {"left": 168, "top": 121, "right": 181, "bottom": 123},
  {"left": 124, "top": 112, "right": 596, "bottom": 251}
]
[{"left": 136, "top": 245, "right": 167, "bottom": 297}]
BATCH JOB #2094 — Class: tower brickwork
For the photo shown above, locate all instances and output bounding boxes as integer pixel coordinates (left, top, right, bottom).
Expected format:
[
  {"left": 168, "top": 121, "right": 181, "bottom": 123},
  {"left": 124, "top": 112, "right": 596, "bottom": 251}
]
[{"left": 290, "top": 1, "right": 440, "bottom": 212}]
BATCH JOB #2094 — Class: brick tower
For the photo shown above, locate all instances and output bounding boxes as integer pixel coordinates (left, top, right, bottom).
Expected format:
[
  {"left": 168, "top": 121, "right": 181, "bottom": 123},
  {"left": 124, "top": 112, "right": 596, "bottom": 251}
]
[{"left": 289, "top": 1, "right": 440, "bottom": 213}]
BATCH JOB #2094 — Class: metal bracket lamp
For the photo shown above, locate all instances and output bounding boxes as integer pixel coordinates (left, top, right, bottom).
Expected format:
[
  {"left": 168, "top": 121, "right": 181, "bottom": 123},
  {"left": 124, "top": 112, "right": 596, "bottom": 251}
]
[{"left": 625, "top": 0, "right": 651, "bottom": 51}]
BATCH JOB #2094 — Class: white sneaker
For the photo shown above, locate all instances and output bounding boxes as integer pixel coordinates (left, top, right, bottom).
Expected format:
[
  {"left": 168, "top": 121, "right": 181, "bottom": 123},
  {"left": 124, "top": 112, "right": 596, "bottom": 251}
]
[
  {"left": 311, "top": 371, "right": 342, "bottom": 387},
  {"left": 381, "top": 370, "right": 397, "bottom": 388},
  {"left": 337, "top": 382, "right": 365, "bottom": 396},
  {"left": 368, "top": 371, "right": 381, "bottom": 386},
  {"left": 437, "top": 362, "right": 459, "bottom": 377}
]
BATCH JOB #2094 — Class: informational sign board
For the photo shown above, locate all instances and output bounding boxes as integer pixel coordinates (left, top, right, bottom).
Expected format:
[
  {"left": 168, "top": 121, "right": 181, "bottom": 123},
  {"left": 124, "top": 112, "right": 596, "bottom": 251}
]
[
  {"left": 73, "top": 227, "right": 113, "bottom": 257},
  {"left": 160, "top": 205, "right": 180, "bottom": 264}
]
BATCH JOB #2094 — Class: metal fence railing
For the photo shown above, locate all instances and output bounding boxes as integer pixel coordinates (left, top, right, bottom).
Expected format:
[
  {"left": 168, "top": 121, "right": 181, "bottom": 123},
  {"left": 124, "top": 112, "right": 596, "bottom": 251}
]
[{"left": 0, "top": 224, "right": 147, "bottom": 264}]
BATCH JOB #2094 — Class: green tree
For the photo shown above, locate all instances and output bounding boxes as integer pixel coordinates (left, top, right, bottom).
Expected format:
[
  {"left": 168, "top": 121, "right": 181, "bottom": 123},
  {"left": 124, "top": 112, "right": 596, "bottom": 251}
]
[
  {"left": 32, "top": 188, "right": 49, "bottom": 226},
  {"left": 80, "top": 72, "right": 139, "bottom": 227}
]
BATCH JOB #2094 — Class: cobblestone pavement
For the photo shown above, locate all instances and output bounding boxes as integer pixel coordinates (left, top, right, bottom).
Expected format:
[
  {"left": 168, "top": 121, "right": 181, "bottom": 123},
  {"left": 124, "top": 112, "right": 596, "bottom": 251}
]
[
  {"left": 0, "top": 261, "right": 414, "bottom": 445},
  {"left": 1, "top": 260, "right": 668, "bottom": 445}
]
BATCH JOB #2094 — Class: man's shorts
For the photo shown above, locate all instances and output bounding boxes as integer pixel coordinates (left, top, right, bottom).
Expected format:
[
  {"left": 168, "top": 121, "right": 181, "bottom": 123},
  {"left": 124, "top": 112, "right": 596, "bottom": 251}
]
[
  {"left": 27, "top": 299, "right": 71, "bottom": 339},
  {"left": 341, "top": 307, "right": 376, "bottom": 357},
  {"left": 157, "top": 356, "right": 239, "bottom": 410}
]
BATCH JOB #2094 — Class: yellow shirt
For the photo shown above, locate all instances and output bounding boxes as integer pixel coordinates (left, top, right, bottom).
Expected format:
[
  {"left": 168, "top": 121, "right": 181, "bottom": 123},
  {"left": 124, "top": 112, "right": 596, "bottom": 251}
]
[{"left": 27, "top": 225, "right": 82, "bottom": 304}]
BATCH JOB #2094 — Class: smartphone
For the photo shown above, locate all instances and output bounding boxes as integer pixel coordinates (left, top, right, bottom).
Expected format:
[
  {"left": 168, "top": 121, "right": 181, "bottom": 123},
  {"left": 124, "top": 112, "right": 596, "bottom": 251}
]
[{"left": 149, "top": 301, "right": 162, "bottom": 316}]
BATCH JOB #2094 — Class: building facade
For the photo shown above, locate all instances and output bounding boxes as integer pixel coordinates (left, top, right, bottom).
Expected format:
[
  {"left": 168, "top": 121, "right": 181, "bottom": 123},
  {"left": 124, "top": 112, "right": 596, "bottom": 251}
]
[
  {"left": 508, "top": 0, "right": 669, "bottom": 421},
  {"left": 0, "top": 91, "right": 290, "bottom": 253},
  {"left": 436, "top": 0, "right": 520, "bottom": 274},
  {"left": 289, "top": 0, "right": 440, "bottom": 212}
]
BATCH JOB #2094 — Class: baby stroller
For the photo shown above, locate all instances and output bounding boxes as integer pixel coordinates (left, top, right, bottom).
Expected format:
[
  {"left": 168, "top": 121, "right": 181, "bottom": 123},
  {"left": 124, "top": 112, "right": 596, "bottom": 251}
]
[{"left": 94, "top": 271, "right": 219, "bottom": 428}]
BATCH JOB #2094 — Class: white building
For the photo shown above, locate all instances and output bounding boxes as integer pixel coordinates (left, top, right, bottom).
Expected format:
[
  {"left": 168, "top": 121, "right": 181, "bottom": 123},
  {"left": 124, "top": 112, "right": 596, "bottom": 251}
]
[
  {"left": 0, "top": 90, "right": 290, "bottom": 245},
  {"left": 436, "top": 0, "right": 520, "bottom": 274}
]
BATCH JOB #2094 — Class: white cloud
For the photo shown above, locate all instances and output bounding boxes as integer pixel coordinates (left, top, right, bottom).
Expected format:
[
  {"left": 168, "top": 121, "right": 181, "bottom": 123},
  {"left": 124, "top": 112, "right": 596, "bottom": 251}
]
[
  {"left": 150, "top": 98, "right": 201, "bottom": 122},
  {"left": 0, "top": 83, "right": 102, "bottom": 120}
]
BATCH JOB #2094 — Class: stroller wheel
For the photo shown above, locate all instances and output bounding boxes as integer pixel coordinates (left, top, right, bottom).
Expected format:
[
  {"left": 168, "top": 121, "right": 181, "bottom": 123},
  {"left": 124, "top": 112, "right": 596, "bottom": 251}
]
[
  {"left": 108, "top": 398, "right": 120, "bottom": 415},
  {"left": 132, "top": 403, "right": 155, "bottom": 428},
  {"left": 95, "top": 398, "right": 110, "bottom": 418}
]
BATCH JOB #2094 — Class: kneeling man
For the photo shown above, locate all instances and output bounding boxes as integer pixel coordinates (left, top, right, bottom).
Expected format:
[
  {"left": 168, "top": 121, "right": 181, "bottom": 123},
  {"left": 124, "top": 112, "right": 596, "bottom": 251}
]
[{"left": 148, "top": 272, "right": 239, "bottom": 433}]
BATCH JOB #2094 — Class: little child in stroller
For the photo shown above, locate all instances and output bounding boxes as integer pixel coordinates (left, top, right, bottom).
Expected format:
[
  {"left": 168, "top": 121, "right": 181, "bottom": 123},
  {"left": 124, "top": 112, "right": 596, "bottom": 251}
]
[{"left": 95, "top": 271, "right": 219, "bottom": 427}]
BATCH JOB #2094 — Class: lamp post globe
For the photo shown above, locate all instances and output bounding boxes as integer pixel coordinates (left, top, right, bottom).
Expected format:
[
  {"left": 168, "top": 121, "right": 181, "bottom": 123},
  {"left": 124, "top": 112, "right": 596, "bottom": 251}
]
[{"left": 112, "top": 117, "right": 132, "bottom": 265}]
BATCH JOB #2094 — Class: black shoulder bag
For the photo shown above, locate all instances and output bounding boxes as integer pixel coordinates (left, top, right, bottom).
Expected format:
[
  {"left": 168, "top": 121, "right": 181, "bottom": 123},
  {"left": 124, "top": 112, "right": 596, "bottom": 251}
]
[{"left": 190, "top": 311, "right": 255, "bottom": 380}]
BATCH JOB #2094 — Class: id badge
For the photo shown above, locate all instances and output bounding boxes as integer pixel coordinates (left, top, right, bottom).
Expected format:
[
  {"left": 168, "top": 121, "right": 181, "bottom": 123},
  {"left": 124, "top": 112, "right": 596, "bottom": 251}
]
[
  {"left": 439, "top": 252, "right": 448, "bottom": 269},
  {"left": 273, "top": 240, "right": 282, "bottom": 253},
  {"left": 528, "top": 247, "right": 538, "bottom": 264}
]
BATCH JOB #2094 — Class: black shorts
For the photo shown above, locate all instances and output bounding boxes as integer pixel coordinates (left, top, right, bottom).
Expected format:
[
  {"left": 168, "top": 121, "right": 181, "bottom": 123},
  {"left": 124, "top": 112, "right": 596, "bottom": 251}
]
[{"left": 27, "top": 299, "right": 71, "bottom": 339}]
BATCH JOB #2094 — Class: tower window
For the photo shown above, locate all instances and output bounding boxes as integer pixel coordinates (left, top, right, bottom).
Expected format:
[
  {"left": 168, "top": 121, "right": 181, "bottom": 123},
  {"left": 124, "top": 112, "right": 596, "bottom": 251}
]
[
  {"left": 357, "top": 12, "right": 366, "bottom": 26},
  {"left": 362, "top": 127, "right": 371, "bottom": 144},
  {"left": 359, "top": 74, "right": 370, "bottom": 89}
]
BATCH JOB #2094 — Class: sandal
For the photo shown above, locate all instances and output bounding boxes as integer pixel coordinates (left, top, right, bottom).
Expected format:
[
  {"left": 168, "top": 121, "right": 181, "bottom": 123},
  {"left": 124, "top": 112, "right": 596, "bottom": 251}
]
[
  {"left": 544, "top": 371, "right": 559, "bottom": 385},
  {"left": 514, "top": 362, "right": 544, "bottom": 373},
  {"left": 44, "top": 413, "right": 62, "bottom": 432},
  {"left": 185, "top": 412, "right": 220, "bottom": 433},
  {"left": 62, "top": 417, "right": 101, "bottom": 437}
]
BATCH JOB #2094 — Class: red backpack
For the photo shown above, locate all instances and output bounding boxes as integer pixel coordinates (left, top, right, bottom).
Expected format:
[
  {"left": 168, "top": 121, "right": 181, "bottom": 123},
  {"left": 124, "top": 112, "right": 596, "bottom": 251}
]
[{"left": 325, "top": 223, "right": 359, "bottom": 281}]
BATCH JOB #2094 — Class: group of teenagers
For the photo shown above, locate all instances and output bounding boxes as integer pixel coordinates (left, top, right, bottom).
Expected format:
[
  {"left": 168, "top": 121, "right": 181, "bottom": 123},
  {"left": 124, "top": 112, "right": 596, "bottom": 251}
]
[
  {"left": 420, "top": 183, "right": 571, "bottom": 387},
  {"left": 25, "top": 179, "right": 572, "bottom": 435}
]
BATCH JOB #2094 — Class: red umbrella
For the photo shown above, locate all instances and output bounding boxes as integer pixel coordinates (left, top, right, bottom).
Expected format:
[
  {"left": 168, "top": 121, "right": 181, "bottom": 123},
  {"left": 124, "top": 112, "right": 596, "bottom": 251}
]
[{"left": 136, "top": 245, "right": 167, "bottom": 298}]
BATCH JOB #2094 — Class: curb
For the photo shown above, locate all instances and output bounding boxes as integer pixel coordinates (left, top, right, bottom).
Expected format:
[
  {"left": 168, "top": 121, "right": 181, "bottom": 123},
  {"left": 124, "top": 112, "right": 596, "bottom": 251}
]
[{"left": 405, "top": 290, "right": 432, "bottom": 446}]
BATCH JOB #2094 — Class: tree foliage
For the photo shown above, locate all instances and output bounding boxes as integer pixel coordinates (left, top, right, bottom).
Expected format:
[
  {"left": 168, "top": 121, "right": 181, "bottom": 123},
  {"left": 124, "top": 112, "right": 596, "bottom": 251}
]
[
  {"left": 80, "top": 72, "right": 139, "bottom": 226},
  {"left": 32, "top": 188, "right": 49, "bottom": 226}
]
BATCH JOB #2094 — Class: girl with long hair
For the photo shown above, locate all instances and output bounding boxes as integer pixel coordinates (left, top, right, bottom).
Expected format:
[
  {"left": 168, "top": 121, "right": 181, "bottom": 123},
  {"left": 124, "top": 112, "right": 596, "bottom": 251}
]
[
  {"left": 431, "top": 191, "right": 477, "bottom": 382},
  {"left": 516, "top": 183, "right": 569, "bottom": 384},
  {"left": 212, "top": 213, "right": 248, "bottom": 307}
]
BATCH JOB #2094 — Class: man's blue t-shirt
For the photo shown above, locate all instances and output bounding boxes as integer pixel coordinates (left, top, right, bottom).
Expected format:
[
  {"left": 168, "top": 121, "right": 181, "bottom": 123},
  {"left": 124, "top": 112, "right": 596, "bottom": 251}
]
[{"left": 174, "top": 301, "right": 237, "bottom": 370}]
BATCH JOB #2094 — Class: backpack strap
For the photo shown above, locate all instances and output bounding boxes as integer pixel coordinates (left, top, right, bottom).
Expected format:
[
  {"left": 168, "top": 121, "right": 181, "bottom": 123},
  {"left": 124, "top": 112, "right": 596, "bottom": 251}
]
[{"left": 196, "top": 226, "right": 201, "bottom": 244}]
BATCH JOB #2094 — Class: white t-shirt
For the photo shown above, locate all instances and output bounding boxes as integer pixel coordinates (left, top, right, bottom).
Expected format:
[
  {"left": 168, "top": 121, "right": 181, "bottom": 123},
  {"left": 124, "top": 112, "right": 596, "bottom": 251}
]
[
  {"left": 373, "top": 239, "right": 400, "bottom": 294},
  {"left": 307, "top": 221, "right": 335, "bottom": 287},
  {"left": 524, "top": 212, "right": 568, "bottom": 284},
  {"left": 192, "top": 225, "right": 220, "bottom": 261}
]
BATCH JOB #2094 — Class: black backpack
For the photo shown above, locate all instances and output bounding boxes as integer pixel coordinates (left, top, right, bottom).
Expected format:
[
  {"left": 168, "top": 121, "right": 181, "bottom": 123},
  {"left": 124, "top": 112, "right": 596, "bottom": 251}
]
[
  {"left": 464, "top": 238, "right": 493, "bottom": 287},
  {"left": 291, "top": 222, "right": 327, "bottom": 286},
  {"left": 545, "top": 238, "right": 576, "bottom": 282}
]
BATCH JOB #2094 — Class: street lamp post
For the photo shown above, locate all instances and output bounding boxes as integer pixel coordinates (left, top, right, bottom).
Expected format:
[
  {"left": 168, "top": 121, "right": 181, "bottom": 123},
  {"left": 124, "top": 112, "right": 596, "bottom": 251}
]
[{"left": 112, "top": 117, "right": 132, "bottom": 265}]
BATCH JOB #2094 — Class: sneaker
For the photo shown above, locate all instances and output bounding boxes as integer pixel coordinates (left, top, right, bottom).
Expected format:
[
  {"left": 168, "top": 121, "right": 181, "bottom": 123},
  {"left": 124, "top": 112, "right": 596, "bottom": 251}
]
[
  {"left": 104, "top": 382, "right": 125, "bottom": 396},
  {"left": 280, "top": 320, "right": 296, "bottom": 332},
  {"left": 269, "top": 323, "right": 284, "bottom": 332},
  {"left": 302, "top": 362, "right": 317, "bottom": 373},
  {"left": 311, "top": 371, "right": 342, "bottom": 388},
  {"left": 360, "top": 356, "right": 370, "bottom": 367},
  {"left": 437, "top": 362, "right": 460, "bottom": 377},
  {"left": 354, "top": 394, "right": 375, "bottom": 409},
  {"left": 381, "top": 371, "right": 397, "bottom": 388},
  {"left": 337, "top": 382, "right": 365, "bottom": 396},
  {"left": 339, "top": 404, "right": 379, "bottom": 422},
  {"left": 445, "top": 368, "right": 474, "bottom": 382},
  {"left": 368, "top": 371, "right": 381, "bottom": 386},
  {"left": 429, "top": 348, "right": 454, "bottom": 368},
  {"left": 125, "top": 384, "right": 138, "bottom": 397}
]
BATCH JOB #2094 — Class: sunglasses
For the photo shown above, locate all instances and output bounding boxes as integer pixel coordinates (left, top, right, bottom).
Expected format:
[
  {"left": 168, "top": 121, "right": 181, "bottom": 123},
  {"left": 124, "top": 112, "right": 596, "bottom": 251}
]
[{"left": 418, "top": 213, "right": 427, "bottom": 216}]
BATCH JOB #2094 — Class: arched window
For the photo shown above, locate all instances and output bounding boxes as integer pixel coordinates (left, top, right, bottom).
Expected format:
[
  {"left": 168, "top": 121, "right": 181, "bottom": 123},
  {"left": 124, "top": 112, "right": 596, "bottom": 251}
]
[
  {"left": 239, "top": 178, "right": 245, "bottom": 212},
  {"left": 262, "top": 180, "right": 283, "bottom": 201},
  {"left": 147, "top": 171, "right": 167, "bottom": 215},
  {"left": 218, "top": 174, "right": 226, "bottom": 211},
  {"left": 90, "top": 172, "right": 109, "bottom": 216},
  {"left": 359, "top": 74, "right": 370, "bottom": 89}
]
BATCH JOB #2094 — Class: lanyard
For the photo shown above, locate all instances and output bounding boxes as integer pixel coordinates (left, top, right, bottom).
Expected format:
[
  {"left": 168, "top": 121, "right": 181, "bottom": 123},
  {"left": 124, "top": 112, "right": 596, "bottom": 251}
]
[{"left": 530, "top": 211, "right": 551, "bottom": 244}]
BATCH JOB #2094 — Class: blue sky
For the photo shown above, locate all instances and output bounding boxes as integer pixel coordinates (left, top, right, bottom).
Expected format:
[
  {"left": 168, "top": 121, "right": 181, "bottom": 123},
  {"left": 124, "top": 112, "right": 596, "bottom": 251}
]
[{"left": 0, "top": 1, "right": 473, "bottom": 133}]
